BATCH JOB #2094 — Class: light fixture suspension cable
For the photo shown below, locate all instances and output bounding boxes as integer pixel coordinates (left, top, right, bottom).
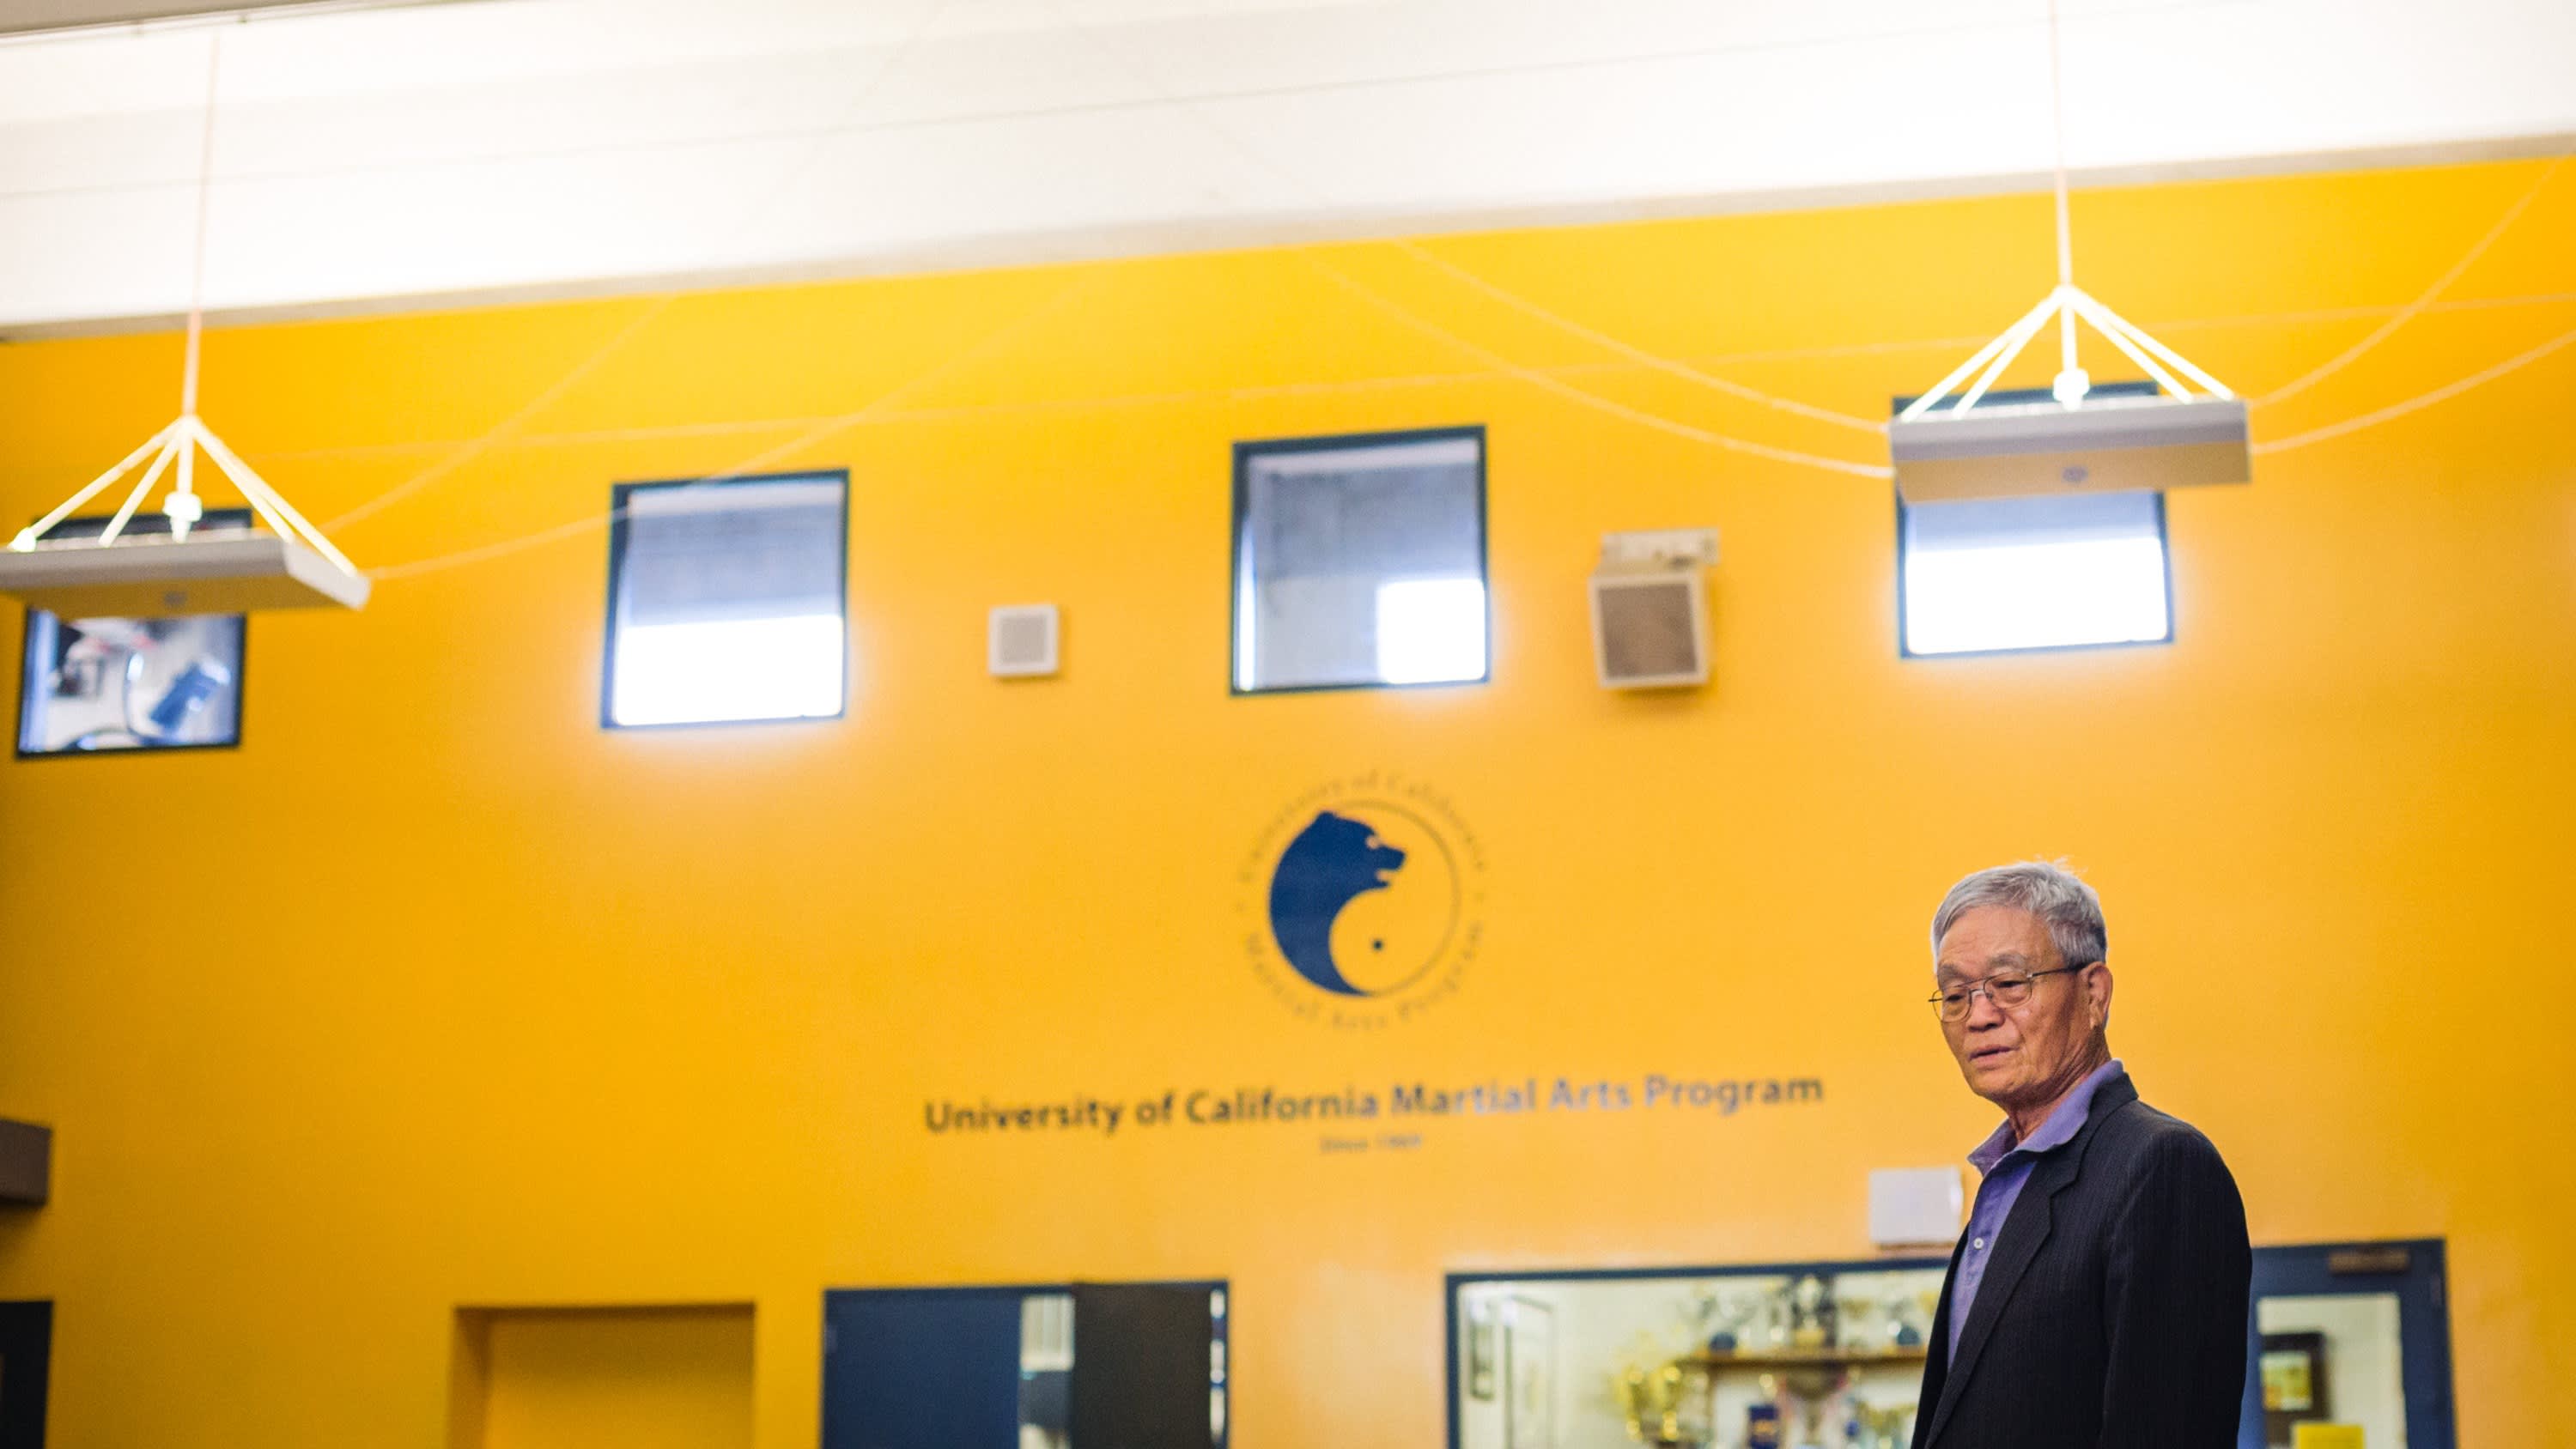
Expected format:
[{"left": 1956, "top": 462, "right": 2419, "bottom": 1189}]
[
  {"left": 1897, "top": 0, "right": 2240, "bottom": 429},
  {"left": 181, "top": 33, "right": 222, "bottom": 420},
  {"left": 3, "top": 21, "right": 362, "bottom": 584},
  {"left": 2047, "top": 0, "right": 2079, "bottom": 384}
]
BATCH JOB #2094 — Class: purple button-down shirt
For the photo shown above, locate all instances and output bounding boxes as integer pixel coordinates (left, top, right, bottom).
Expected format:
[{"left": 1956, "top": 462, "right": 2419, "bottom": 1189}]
[{"left": 1948, "top": 1058, "right": 2128, "bottom": 1359}]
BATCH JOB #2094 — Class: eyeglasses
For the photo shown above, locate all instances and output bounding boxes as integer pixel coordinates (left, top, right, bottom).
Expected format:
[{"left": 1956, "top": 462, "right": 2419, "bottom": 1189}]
[{"left": 1928, "top": 966, "right": 2087, "bottom": 1022}]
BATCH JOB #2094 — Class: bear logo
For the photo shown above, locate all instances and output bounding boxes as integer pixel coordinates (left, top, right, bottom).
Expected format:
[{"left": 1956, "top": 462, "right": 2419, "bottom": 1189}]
[{"left": 1266, "top": 810, "right": 1407, "bottom": 997}]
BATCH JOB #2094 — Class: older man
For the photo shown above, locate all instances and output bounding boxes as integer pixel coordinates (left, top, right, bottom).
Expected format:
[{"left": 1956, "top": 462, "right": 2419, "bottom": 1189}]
[{"left": 1910, "top": 861, "right": 2250, "bottom": 1449}]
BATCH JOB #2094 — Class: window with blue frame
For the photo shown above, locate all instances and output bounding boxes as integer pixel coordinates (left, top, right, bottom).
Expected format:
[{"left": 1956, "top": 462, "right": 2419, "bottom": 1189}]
[
  {"left": 601, "top": 470, "right": 848, "bottom": 729},
  {"left": 1231, "top": 427, "right": 1488, "bottom": 693},
  {"left": 1893, "top": 381, "right": 2180, "bottom": 659},
  {"left": 1899, "top": 488, "right": 2172, "bottom": 657}
]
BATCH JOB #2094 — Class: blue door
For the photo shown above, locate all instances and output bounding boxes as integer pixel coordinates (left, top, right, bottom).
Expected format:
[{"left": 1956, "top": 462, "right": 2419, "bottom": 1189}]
[
  {"left": 822, "top": 1282, "right": 1228, "bottom": 1449},
  {"left": 823, "top": 1287, "right": 1027, "bottom": 1449}
]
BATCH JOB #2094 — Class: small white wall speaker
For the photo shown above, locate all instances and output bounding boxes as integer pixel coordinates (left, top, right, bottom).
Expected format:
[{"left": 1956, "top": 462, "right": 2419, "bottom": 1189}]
[
  {"left": 1590, "top": 529, "right": 1716, "bottom": 689},
  {"left": 988, "top": 603, "right": 1060, "bottom": 677}
]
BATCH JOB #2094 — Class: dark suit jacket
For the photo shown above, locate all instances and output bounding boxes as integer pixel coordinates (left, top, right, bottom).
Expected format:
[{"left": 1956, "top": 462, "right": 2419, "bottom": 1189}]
[{"left": 1911, "top": 1073, "right": 2251, "bottom": 1449}]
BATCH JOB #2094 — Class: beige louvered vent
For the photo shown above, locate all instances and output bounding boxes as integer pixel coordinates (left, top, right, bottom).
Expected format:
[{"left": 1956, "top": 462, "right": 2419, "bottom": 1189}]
[{"left": 1590, "top": 530, "right": 1715, "bottom": 689}]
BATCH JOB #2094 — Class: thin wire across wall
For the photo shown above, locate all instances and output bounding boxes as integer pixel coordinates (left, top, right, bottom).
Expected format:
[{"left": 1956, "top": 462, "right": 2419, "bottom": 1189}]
[
  {"left": 1301, "top": 253, "right": 1895, "bottom": 480},
  {"left": 1387, "top": 241, "right": 1888, "bottom": 434},
  {"left": 324, "top": 295, "right": 672, "bottom": 532},
  {"left": 44, "top": 0, "right": 2570, "bottom": 586},
  {"left": 344, "top": 151, "right": 2574, "bottom": 577},
  {"left": 276, "top": 3, "right": 2572, "bottom": 583},
  {"left": 1045, "top": 0, "right": 1897, "bottom": 476},
  {"left": 2254, "top": 155, "right": 2565, "bottom": 409},
  {"left": 360, "top": 252, "right": 2576, "bottom": 581},
  {"left": 298, "top": 0, "right": 2573, "bottom": 577},
  {"left": 367, "top": 271, "right": 1102, "bottom": 582},
  {"left": 350, "top": 0, "right": 1917, "bottom": 578},
  {"left": 231, "top": 288, "right": 2576, "bottom": 470},
  {"left": 2251, "top": 318, "right": 2576, "bottom": 457},
  {"left": 322, "top": 0, "right": 959, "bottom": 536}
]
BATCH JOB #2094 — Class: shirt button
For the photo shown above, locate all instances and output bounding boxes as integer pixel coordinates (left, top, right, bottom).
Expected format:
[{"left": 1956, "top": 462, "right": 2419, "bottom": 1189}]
[{"left": 1972, "top": 1237, "right": 1986, "bottom": 1249}]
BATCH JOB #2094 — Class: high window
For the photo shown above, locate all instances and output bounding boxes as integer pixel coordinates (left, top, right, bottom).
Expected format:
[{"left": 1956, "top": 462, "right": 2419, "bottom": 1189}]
[
  {"left": 1899, "top": 489, "right": 2172, "bottom": 657},
  {"left": 602, "top": 471, "right": 848, "bottom": 728},
  {"left": 1231, "top": 427, "right": 1488, "bottom": 693}
]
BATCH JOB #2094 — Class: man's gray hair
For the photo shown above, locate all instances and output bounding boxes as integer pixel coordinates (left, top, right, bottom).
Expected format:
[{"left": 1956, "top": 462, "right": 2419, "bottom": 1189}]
[{"left": 1930, "top": 860, "right": 2108, "bottom": 968}]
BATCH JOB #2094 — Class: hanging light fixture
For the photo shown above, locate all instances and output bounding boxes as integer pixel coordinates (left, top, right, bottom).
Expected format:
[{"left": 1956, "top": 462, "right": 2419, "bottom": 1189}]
[
  {"left": 0, "top": 33, "right": 368, "bottom": 616},
  {"left": 1887, "top": 0, "right": 2251, "bottom": 503}
]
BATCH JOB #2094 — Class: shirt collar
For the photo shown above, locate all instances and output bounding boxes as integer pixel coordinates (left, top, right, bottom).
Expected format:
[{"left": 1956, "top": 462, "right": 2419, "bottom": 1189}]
[{"left": 1966, "top": 1058, "right": 2127, "bottom": 1174}]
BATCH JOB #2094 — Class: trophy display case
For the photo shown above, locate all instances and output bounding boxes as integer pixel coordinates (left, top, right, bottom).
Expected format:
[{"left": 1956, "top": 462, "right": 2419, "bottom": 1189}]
[{"left": 1449, "top": 1259, "right": 1948, "bottom": 1449}]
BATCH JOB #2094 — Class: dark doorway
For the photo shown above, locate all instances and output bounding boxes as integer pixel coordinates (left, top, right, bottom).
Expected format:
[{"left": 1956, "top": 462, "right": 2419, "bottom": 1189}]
[{"left": 0, "top": 1300, "right": 50, "bottom": 1449}]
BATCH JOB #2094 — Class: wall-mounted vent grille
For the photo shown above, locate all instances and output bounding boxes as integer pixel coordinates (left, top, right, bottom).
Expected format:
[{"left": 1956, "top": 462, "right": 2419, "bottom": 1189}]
[{"left": 1590, "top": 529, "right": 1714, "bottom": 689}]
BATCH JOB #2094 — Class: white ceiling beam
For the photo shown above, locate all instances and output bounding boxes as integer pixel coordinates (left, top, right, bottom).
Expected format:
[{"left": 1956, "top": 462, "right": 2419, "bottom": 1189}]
[{"left": 0, "top": 0, "right": 2567, "bottom": 332}]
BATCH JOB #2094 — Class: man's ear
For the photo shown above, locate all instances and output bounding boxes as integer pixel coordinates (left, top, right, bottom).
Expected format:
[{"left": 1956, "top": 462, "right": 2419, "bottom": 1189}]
[{"left": 2085, "top": 961, "right": 2115, "bottom": 1031}]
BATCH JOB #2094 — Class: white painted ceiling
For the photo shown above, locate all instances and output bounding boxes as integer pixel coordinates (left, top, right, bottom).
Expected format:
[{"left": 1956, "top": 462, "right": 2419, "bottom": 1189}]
[{"left": 0, "top": 0, "right": 2569, "bottom": 333}]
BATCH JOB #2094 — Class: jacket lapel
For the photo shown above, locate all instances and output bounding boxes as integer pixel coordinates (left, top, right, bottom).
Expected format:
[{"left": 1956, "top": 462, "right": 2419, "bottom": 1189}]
[
  {"left": 1909, "top": 1235, "right": 1971, "bottom": 1449},
  {"left": 1921, "top": 1076, "right": 2137, "bottom": 1447}
]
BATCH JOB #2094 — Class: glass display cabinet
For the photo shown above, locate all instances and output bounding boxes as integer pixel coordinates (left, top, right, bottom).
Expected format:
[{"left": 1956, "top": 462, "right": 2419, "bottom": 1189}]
[
  {"left": 1447, "top": 1239, "right": 2458, "bottom": 1449},
  {"left": 1449, "top": 1259, "right": 1949, "bottom": 1449}
]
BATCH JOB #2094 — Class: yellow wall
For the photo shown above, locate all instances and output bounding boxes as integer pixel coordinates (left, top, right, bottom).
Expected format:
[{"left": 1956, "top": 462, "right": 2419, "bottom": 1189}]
[{"left": 0, "top": 156, "right": 2570, "bottom": 1447}]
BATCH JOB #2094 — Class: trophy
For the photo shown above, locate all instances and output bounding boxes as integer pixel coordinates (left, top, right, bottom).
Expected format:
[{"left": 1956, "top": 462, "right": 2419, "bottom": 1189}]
[
  {"left": 1850, "top": 1404, "right": 1913, "bottom": 1449},
  {"left": 1764, "top": 1278, "right": 1850, "bottom": 1447},
  {"left": 1892, "top": 1290, "right": 1937, "bottom": 1350},
  {"left": 1740, "top": 1284, "right": 1791, "bottom": 1351},
  {"left": 1786, "top": 1274, "right": 1837, "bottom": 1349},
  {"left": 1614, "top": 1356, "right": 1714, "bottom": 1448},
  {"left": 1833, "top": 1282, "right": 1883, "bottom": 1352},
  {"left": 1703, "top": 1285, "right": 1760, "bottom": 1354}
]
